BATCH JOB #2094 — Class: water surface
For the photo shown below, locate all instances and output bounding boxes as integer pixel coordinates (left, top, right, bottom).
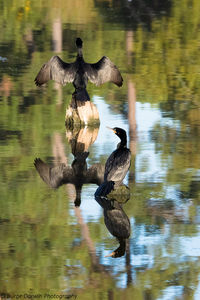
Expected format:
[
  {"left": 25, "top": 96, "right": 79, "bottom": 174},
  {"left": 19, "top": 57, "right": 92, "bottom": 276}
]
[{"left": 1, "top": 1, "right": 200, "bottom": 299}]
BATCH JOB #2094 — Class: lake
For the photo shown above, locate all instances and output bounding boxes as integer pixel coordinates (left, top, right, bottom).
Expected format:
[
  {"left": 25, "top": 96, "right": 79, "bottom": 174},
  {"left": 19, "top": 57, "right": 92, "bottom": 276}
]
[{"left": 1, "top": 0, "right": 200, "bottom": 299}]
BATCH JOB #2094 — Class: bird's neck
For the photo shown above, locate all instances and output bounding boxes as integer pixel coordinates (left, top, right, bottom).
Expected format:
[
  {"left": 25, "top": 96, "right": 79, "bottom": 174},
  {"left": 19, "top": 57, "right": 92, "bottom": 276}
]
[
  {"left": 77, "top": 47, "right": 83, "bottom": 57},
  {"left": 118, "top": 137, "right": 127, "bottom": 148}
]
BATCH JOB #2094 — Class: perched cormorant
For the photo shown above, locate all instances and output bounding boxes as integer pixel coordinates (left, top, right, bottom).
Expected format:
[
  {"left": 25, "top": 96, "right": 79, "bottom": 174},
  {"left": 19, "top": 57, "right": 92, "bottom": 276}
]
[
  {"left": 95, "top": 127, "right": 131, "bottom": 197},
  {"left": 34, "top": 38, "right": 123, "bottom": 101}
]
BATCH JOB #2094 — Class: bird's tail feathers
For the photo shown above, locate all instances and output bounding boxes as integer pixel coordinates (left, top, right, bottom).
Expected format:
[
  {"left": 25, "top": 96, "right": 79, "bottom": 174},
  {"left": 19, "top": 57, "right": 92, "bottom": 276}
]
[{"left": 95, "top": 181, "right": 115, "bottom": 198}]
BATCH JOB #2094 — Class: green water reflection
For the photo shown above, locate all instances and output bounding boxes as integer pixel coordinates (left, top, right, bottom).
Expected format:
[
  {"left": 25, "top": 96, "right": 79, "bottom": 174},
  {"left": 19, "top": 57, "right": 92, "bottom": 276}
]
[{"left": 1, "top": 0, "right": 200, "bottom": 299}]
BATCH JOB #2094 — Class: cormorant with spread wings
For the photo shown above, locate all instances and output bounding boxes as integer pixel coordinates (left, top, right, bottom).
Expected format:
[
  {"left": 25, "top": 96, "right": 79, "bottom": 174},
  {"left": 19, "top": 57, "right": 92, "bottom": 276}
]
[{"left": 34, "top": 38, "right": 123, "bottom": 101}]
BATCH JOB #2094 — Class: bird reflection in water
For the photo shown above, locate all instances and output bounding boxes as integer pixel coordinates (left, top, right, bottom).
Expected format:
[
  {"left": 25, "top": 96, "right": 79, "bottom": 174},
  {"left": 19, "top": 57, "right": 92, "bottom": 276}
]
[
  {"left": 95, "top": 194, "right": 130, "bottom": 258},
  {"left": 34, "top": 127, "right": 104, "bottom": 207}
]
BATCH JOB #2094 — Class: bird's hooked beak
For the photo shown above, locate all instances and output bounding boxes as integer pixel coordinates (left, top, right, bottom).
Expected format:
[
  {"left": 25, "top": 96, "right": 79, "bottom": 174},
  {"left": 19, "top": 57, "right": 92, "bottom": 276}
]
[{"left": 107, "top": 126, "right": 116, "bottom": 134}]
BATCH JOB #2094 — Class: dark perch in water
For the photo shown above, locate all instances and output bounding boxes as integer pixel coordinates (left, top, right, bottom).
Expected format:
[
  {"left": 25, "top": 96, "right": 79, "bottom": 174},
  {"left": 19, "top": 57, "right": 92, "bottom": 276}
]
[
  {"left": 34, "top": 37, "right": 123, "bottom": 101},
  {"left": 95, "top": 127, "right": 131, "bottom": 197}
]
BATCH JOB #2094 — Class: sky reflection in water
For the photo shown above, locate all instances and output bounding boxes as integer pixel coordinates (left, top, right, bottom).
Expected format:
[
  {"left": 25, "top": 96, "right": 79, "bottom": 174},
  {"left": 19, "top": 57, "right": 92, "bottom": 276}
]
[
  {"left": 79, "top": 97, "right": 200, "bottom": 297},
  {"left": 1, "top": 0, "right": 200, "bottom": 298}
]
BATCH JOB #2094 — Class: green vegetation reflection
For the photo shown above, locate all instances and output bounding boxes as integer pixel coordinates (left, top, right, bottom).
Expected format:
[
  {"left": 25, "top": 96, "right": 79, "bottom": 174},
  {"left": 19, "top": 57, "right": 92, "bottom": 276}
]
[{"left": 1, "top": 0, "right": 200, "bottom": 299}]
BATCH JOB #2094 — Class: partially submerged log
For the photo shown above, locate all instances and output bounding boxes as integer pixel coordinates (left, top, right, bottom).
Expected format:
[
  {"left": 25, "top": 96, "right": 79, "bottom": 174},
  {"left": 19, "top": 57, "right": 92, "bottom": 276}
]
[
  {"left": 66, "top": 126, "right": 99, "bottom": 154},
  {"left": 65, "top": 95, "right": 100, "bottom": 128}
]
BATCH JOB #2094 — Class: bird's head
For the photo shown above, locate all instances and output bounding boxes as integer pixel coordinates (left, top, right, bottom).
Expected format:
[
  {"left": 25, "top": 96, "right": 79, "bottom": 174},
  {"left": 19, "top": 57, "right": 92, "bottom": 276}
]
[
  {"left": 108, "top": 127, "right": 127, "bottom": 139},
  {"left": 76, "top": 37, "right": 83, "bottom": 48},
  {"left": 107, "top": 127, "right": 127, "bottom": 147}
]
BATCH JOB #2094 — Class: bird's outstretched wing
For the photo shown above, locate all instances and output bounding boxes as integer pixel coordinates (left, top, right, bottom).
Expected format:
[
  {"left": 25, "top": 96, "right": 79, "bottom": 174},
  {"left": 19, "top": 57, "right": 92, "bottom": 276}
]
[
  {"left": 34, "top": 158, "right": 73, "bottom": 188},
  {"left": 86, "top": 163, "right": 105, "bottom": 185},
  {"left": 34, "top": 56, "right": 77, "bottom": 86},
  {"left": 84, "top": 56, "right": 123, "bottom": 87}
]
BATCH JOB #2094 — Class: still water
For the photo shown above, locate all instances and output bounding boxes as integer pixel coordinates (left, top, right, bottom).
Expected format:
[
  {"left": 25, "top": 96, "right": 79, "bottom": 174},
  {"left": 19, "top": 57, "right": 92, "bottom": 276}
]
[{"left": 1, "top": 0, "right": 200, "bottom": 299}]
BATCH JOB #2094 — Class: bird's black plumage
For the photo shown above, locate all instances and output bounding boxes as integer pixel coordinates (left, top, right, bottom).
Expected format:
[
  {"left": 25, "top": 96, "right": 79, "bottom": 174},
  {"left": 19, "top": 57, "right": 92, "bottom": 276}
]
[
  {"left": 95, "top": 127, "right": 131, "bottom": 197},
  {"left": 34, "top": 155, "right": 105, "bottom": 206},
  {"left": 95, "top": 195, "right": 130, "bottom": 258},
  {"left": 34, "top": 155, "right": 105, "bottom": 189},
  {"left": 104, "top": 127, "right": 131, "bottom": 184},
  {"left": 34, "top": 38, "right": 123, "bottom": 101}
]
